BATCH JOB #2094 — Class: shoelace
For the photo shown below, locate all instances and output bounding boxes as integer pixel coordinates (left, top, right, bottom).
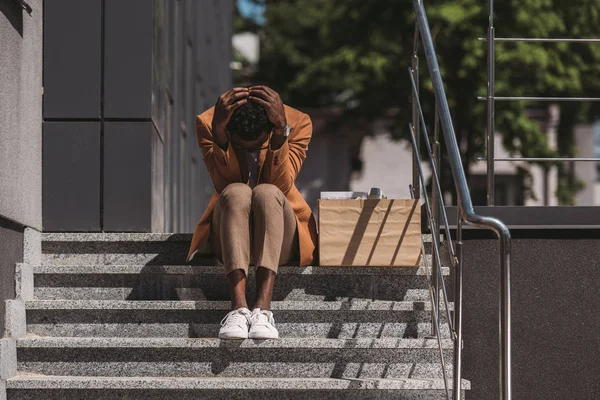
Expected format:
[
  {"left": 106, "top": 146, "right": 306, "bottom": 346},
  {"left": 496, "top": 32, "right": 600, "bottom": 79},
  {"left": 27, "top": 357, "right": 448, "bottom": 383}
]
[
  {"left": 220, "top": 309, "right": 249, "bottom": 327},
  {"left": 250, "top": 310, "right": 274, "bottom": 326}
]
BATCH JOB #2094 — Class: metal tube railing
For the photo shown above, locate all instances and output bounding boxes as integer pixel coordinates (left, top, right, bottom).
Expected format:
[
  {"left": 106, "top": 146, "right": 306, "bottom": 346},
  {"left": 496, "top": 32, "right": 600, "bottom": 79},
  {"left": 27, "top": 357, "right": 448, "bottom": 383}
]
[
  {"left": 409, "top": 129, "right": 452, "bottom": 400},
  {"left": 453, "top": 208, "right": 464, "bottom": 400},
  {"left": 479, "top": 37, "right": 600, "bottom": 43},
  {"left": 478, "top": 157, "right": 600, "bottom": 162},
  {"left": 487, "top": 0, "right": 496, "bottom": 206},
  {"left": 478, "top": 96, "right": 600, "bottom": 102},
  {"left": 408, "top": 113, "right": 455, "bottom": 335},
  {"left": 409, "top": 70, "right": 456, "bottom": 263},
  {"left": 409, "top": 69, "right": 459, "bottom": 343},
  {"left": 412, "top": 26, "right": 421, "bottom": 201},
  {"left": 483, "top": 1, "right": 600, "bottom": 203},
  {"left": 412, "top": 1, "right": 513, "bottom": 399},
  {"left": 431, "top": 105, "right": 441, "bottom": 337}
]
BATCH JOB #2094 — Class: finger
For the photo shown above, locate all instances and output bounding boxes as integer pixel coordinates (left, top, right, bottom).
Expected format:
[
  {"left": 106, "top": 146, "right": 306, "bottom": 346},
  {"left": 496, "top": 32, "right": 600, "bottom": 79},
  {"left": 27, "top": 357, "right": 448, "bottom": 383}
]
[
  {"left": 249, "top": 85, "right": 271, "bottom": 94},
  {"left": 230, "top": 98, "right": 248, "bottom": 111},
  {"left": 249, "top": 95, "right": 271, "bottom": 109},
  {"left": 227, "top": 87, "right": 250, "bottom": 94},
  {"left": 251, "top": 85, "right": 278, "bottom": 98},
  {"left": 222, "top": 87, "right": 248, "bottom": 101},
  {"left": 226, "top": 91, "right": 249, "bottom": 105},
  {"left": 224, "top": 87, "right": 249, "bottom": 103},
  {"left": 230, "top": 87, "right": 250, "bottom": 94},
  {"left": 249, "top": 88, "right": 272, "bottom": 101}
]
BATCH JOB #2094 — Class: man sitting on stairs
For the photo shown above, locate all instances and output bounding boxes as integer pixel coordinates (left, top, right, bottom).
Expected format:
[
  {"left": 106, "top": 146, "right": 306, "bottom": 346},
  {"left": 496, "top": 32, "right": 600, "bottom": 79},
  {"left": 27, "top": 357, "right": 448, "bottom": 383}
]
[{"left": 186, "top": 85, "right": 318, "bottom": 340}]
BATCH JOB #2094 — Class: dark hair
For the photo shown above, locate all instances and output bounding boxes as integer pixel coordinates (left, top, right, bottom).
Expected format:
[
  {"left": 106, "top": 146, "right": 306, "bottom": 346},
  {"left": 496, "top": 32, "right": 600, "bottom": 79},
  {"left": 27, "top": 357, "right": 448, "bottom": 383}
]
[{"left": 227, "top": 102, "right": 273, "bottom": 141}]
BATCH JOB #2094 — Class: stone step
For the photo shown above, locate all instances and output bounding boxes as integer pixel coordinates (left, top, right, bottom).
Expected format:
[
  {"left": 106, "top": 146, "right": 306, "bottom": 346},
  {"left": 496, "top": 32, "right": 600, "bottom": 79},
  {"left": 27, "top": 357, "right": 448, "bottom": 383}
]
[
  {"left": 31, "top": 264, "right": 449, "bottom": 301},
  {"left": 25, "top": 300, "right": 453, "bottom": 339},
  {"left": 17, "top": 337, "right": 455, "bottom": 378},
  {"left": 6, "top": 375, "right": 468, "bottom": 400},
  {"left": 41, "top": 233, "right": 443, "bottom": 266}
]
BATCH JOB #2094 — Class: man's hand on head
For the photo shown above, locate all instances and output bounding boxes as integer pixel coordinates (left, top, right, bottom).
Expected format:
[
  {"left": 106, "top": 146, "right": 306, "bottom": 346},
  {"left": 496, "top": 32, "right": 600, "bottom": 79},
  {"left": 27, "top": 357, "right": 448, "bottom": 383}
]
[
  {"left": 248, "top": 86, "right": 287, "bottom": 129},
  {"left": 212, "top": 88, "right": 249, "bottom": 149}
]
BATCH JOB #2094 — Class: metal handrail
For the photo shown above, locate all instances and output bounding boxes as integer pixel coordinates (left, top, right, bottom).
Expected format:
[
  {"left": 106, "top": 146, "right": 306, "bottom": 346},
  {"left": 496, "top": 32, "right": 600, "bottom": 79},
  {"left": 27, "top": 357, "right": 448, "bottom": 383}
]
[
  {"left": 479, "top": 37, "right": 600, "bottom": 43},
  {"left": 412, "top": 1, "right": 513, "bottom": 399},
  {"left": 408, "top": 115, "right": 455, "bottom": 334},
  {"left": 478, "top": 157, "right": 600, "bottom": 162},
  {"left": 484, "top": 0, "right": 600, "bottom": 204},
  {"left": 478, "top": 96, "right": 600, "bottom": 102},
  {"left": 409, "top": 71, "right": 456, "bottom": 264},
  {"left": 409, "top": 72, "right": 457, "bottom": 398}
]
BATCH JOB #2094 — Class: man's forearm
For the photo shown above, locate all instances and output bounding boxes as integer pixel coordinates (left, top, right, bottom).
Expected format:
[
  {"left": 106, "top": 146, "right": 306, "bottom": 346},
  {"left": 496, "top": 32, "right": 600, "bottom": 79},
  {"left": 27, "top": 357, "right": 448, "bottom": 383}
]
[{"left": 213, "top": 127, "right": 229, "bottom": 150}]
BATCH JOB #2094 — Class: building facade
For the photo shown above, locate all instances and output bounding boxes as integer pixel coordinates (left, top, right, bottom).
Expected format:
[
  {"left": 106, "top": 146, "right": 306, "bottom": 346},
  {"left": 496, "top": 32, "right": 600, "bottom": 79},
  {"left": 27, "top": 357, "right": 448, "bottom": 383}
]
[{"left": 0, "top": 0, "right": 232, "bottom": 332}]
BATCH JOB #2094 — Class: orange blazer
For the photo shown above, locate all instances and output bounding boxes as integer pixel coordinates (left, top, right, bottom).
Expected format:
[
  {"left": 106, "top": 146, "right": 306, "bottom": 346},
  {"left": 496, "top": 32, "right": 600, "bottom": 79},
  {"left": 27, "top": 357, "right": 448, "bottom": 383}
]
[{"left": 186, "top": 105, "right": 318, "bottom": 266}]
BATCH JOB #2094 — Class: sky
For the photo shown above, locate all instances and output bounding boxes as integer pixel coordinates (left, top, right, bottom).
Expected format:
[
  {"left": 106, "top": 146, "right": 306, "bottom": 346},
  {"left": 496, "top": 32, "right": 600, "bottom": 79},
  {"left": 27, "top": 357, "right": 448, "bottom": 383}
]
[{"left": 237, "top": 0, "right": 265, "bottom": 24}]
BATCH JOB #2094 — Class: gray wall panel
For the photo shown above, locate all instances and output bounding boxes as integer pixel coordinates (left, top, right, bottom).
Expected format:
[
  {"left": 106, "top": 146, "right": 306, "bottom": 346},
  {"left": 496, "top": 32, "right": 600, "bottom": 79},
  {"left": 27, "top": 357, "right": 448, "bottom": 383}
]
[
  {"left": 43, "top": 0, "right": 101, "bottom": 118},
  {"left": 0, "top": 0, "right": 43, "bottom": 230},
  {"left": 104, "top": 0, "right": 153, "bottom": 118},
  {"left": 42, "top": 122, "right": 101, "bottom": 231},
  {"left": 103, "top": 122, "right": 152, "bottom": 231}
]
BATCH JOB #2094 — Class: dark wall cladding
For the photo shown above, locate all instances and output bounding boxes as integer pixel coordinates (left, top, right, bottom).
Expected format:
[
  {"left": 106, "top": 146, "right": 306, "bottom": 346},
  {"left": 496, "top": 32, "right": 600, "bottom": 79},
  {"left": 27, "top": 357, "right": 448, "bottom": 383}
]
[
  {"left": 43, "top": 0, "right": 102, "bottom": 119},
  {"left": 42, "top": 0, "right": 233, "bottom": 233},
  {"left": 460, "top": 235, "right": 600, "bottom": 400},
  {"left": 42, "top": 122, "right": 101, "bottom": 231},
  {"left": 103, "top": 122, "right": 153, "bottom": 232},
  {"left": 104, "top": 0, "right": 153, "bottom": 119}
]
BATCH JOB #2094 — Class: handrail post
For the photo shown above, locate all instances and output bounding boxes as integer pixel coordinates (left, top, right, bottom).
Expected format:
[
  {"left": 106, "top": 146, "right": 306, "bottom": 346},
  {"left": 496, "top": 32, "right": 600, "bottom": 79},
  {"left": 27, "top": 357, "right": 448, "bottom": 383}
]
[
  {"left": 487, "top": 0, "right": 496, "bottom": 205},
  {"left": 412, "top": 27, "right": 421, "bottom": 200},
  {"left": 452, "top": 207, "right": 464, "bottom": 400},
  {"left": 431, "top": 106, "right": 440, "bottom": 336},
  {"left": 499, "top": 230, "right": 512, "bottom": 399}
]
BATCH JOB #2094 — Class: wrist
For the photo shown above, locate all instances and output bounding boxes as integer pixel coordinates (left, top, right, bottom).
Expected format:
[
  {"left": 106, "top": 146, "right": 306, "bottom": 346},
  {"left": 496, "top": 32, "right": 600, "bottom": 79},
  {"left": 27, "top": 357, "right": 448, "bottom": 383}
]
[
  {"left": 272, "top": 123, "right": 290, "bottom": 137},
  {"left": 212, "top": 126, "right": 228, "bottom": 148},
  {"left": 273, "top": 116, "right": 287, "bottom": 130}
]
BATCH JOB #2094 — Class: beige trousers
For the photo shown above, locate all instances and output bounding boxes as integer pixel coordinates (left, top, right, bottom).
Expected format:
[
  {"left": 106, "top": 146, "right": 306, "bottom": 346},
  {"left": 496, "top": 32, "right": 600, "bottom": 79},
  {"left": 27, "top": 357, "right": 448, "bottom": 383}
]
[{"left": 210, "top": 183, "right": 298, "bottom": 276}]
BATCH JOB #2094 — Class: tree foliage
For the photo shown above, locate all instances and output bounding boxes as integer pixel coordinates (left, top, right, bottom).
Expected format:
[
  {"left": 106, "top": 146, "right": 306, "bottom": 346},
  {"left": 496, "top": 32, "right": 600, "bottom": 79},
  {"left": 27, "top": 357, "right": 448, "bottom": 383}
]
[{"left": 239, "top": 0, "right": 600, "bottom": 203}]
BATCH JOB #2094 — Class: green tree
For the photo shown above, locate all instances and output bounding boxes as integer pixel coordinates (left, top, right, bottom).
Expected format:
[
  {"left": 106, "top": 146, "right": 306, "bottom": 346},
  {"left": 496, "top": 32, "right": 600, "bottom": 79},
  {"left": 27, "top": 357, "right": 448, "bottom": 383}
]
[{"left": 240, "top": 0, "right": 600, "bottom": 204}]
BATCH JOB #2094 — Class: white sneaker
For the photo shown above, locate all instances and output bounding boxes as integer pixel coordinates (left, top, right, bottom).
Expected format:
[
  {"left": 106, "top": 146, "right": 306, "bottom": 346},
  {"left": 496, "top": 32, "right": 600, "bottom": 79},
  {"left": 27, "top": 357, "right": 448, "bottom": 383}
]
[
  {"left": 249, "top": 308, "right": 279, "bottom": 339},
  {"left": 218, "top": 308, "right": 251, "bottom": 339}
]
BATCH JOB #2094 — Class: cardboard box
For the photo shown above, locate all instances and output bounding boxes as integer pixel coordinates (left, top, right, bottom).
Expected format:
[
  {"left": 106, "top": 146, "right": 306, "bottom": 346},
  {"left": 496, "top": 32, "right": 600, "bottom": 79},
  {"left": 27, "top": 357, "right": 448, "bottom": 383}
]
[{"left": 318, "top": 199, "right": 421, "bottom": 266}]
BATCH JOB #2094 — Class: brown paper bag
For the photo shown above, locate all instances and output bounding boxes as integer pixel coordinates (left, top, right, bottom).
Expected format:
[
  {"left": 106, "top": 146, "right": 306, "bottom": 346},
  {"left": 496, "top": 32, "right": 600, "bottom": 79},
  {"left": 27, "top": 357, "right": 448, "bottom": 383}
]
[{"left": 318, "top": 199, "right": 421, "bottom": 266}]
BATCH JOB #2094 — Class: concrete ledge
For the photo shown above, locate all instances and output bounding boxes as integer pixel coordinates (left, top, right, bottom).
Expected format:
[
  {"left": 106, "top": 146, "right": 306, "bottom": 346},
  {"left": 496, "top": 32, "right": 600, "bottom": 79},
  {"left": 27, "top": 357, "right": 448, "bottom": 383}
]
[
  {"left": 23, "top": 228, "right": 41, "bottom": 266},
  {"left": 17, "top": 337, "right": 453, "bottom": 349},
  {"left": 15, "top": 265, "right": 33, "bottom": 301},
  {"left": 1, "top": 301, "right": 25, "bottom": 338},
  {"left": 32, "top": 264, "right": 447, "bottom": 276},
  {"left": 0, "top": 339, "right": 16, "bottom": 379},
  {"left": 445, "top": 206, "right": 600, "bottom": 230},
  {"left": 6, "top": 375, "right": 471, "bottom": 391},
  {"left": 42, "top": 233, "right": 441, "bottom": 243},
  {"left": 24, "top": 299, "right": 453, "bottom": 311}
]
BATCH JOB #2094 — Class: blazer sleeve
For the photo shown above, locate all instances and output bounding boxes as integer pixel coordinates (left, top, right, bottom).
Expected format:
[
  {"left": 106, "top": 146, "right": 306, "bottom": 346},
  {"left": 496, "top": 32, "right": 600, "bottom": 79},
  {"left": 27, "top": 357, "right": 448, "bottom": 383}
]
[
  {"left": 266, "top": 112, "right": 312, "bottom": 195},
  {"left": 196, "top": 115, "right": 241, "bottom": 193}
]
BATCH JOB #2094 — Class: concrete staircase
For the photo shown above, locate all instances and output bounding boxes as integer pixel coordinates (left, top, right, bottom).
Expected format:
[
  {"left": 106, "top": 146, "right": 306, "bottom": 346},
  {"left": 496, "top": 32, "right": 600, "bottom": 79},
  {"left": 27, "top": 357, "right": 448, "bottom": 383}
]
[{"left": 5, "top": 233, "right": 469, "bottom": 399}]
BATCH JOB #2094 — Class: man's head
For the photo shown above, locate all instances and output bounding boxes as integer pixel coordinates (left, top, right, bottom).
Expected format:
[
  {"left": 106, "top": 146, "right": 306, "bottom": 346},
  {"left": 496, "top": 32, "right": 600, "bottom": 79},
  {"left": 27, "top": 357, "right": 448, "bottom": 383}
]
[{"left": 226, "top": 102, "right": 273, "bottom": 149}]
